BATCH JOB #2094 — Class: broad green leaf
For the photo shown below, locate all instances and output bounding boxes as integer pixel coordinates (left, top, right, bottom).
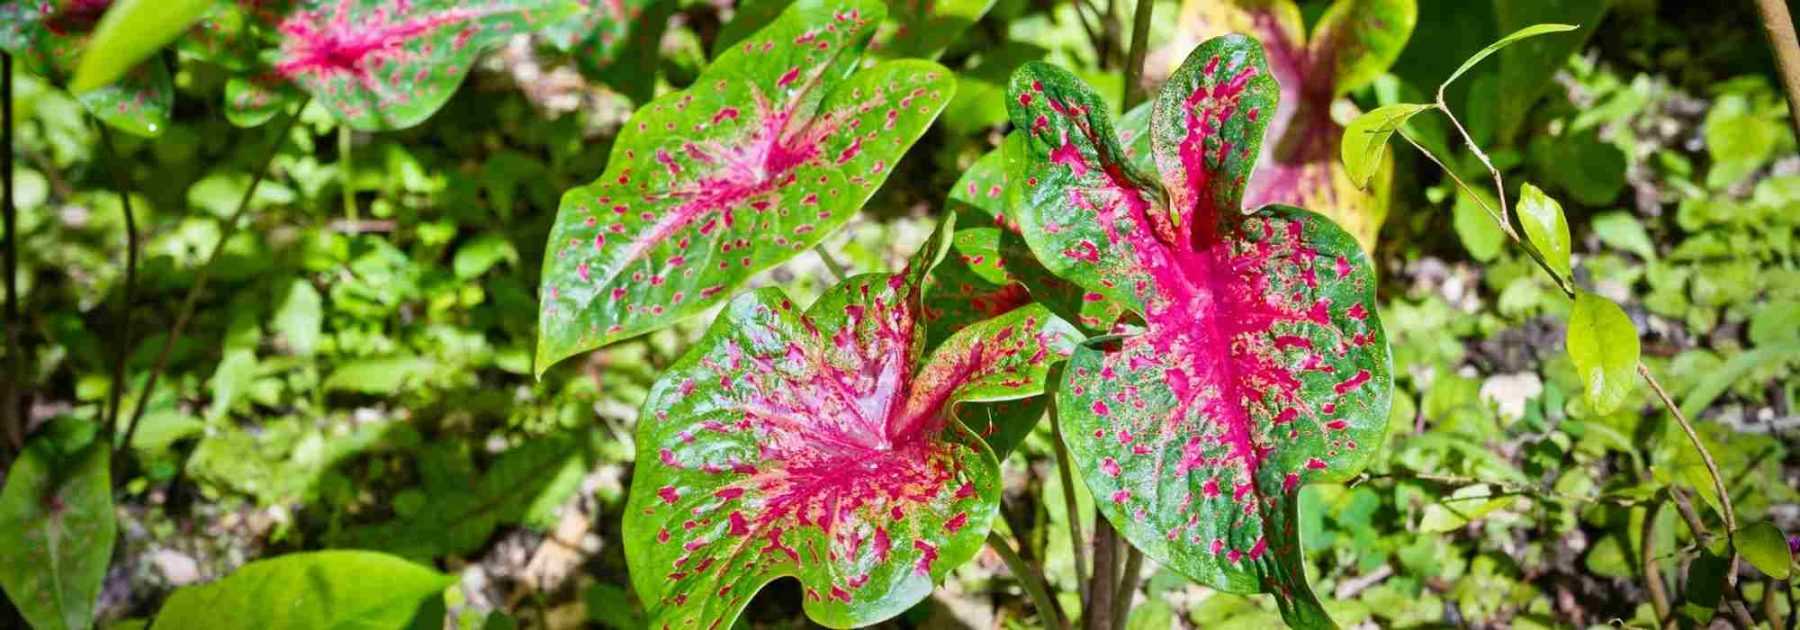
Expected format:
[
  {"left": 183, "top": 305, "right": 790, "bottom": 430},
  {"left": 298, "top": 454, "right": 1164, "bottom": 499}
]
[
  {"left": 1515, "top": 182, "right": 1571, "bottom": 281},
  {"left": 1740, "top": 521, "right": 1792, "bottom": 580},
  {"left": 323, "top": 357, "right": 431, "bottom": 394},
  {"left": 1341, "top": 103, "right": 1431, "bottom": 189},
  {"left": 206, "top": 348, "right": 258, "bottom": 421},
  {"left": 69, "top": 0, "right": 211, "bottom": 93},
  {"left": 1453, "top": 188, "right": 1503, "bottom": 262},
  {"left": 536, "top": 0, "right": 954, "bottom": 374},
  {"left": 1566, "top": 292, "right": 1638, "bottom": 414},
  {"left": 540, "top": 0, "right": 654, "bottom": 60},
  {"left": 1590, "top": 210, "right": 1656, "bottom": 260},
  {"left": 1417, "top": 484, "right": 1513, "bottom": 533},
  {"left": 623, "top": 217, "right": 1075, "bottom": 629},
  {"left": 0, "top": 431, "right": 114, "bottom": 630},
  {"left": 1494, "top": 0, "right": 1605, "bottom": 143},
  {"left": 273, "top": 279, "right": 323, "bottom": 356},
  {"left": 0, "top": 0, "right": 173, "bottom": 137},
  {"left": 872, "top": 0, "right": 997, "bottom": 59},
  {"left": 1309, "top": 0, "right": 1417, "bottom": 96},
  {"left": 150, "top": 550, "right": 456, "bottom": 629},
  {"left": 1006, "top": 37, "right": 1391, "bottom": 629},
  {"left": 1439, "top": 23, "right": 1576, "bottom": 94}
]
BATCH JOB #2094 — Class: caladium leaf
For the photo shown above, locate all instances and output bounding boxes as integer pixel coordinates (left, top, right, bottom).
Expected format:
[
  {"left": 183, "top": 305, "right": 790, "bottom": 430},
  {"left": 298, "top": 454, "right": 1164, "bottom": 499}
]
[
  {"left": 540, "top": 0, "right": 651, "bottom": 56},
  {"left": 871, "top": 0, "right": 997, "bottom": 60},
  {"left": 622, "top": 217, "right": 1074, "bottom": 629},
  {"left": 0, "top": 0, "right": 172, "bottom": 137},
  {"left": 536, "top": 0, "right": 954, "bottom": 374},
  {"left": 1006, "top": 37, "right": 1391, "bottom": 629},
  {"left": 1170, "top": 0, "right": 1415, "bottom": 251}
]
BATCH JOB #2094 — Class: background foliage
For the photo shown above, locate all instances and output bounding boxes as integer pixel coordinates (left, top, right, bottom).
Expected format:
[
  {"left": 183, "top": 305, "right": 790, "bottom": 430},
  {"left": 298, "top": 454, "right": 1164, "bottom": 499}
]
[{"left": 0, "top": 0, "right": 1796, "bottom": 627}]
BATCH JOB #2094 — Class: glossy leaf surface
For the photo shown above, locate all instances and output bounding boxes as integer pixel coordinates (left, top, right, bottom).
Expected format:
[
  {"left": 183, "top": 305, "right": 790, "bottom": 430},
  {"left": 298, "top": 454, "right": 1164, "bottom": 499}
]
[
  {"left": 1006, "top": 37, "right": 1391, "bottom": 628},
  {"left": 1341, "top": 103, "right": 1430, "bottom": 189},
  {"left": 69, "top": 0, "right": 210, "bottom": 93},
  {"left": 1566, "top": 291, "right": 1638, "bottom": 414},
  {"left": 623, "top": 218, "right": 1075, "bottom": 629},
  {"left": 0, "top": 0, "right": 172, "bottom": 137},
  {"left": 150, "top": 550, "right": 456, "bottom": 629},
  {"left": 537, "top": 0, "right": 954, "bottom": 373},
  {"left": 0, "top": 433, "right": 114, "bottom": 630},
  {"left": 1173, "top": 0, "right": 1416, "bottom": 251},
  {"left": 1515, "top": 182, "right": 1571, "bottom": 281}
]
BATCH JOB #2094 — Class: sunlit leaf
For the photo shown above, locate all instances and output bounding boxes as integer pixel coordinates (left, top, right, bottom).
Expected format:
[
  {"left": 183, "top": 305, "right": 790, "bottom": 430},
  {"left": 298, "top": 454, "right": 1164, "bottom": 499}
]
[
  {"left": 1515, "top": 182, "right": 1571, "bottom": 281},
  {"left": 622, "top": 217, "right": 1075, "bottom": 628},
  {"left": 0, "top": 0, "right": 173, "bottom": 137},
  {"left": 150, "top": 550, "right": 456, "bottom": 629},
  {"left": 1739, "top": 521, "right": 1793, "bottom": 580},
  {"left": 536, "top": 0, "right": 954, "bottom": 374},
  {"left": 1006, "top": 36, "right": 1391, "bottom": 629},
  {"left": 1341, "top": 103, "right": 1430, "bottom": 190},
  {"left": 69, "top": 0, "right": 211, "bottom": 93},
  {"left": 1566, "top": 292, "right": 1638, "bottom": 414},
  {"left": 1439, "top": 23, "right": 1577, "bottom": 94},
  {"left": 0, "top": 430, "right": 114, "bottom": 630}
]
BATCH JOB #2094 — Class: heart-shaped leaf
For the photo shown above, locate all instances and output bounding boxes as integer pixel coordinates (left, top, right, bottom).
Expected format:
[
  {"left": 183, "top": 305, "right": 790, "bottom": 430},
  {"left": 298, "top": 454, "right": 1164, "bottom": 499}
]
[
  {"left": 150, "top": 550, "right": 456, "bottom": 629},
  {"left": 1006, "top": 36, "right": 1391, "bottom": 629},
  {"left": 536, "top": 0, "right": 954, "bottom": 374},
  {"left": 1172, "top": 0, "right": 1415, "bottom": 251},
  {"left": 1, "top": 0, "right": 173, "bottom": 137},
  {"left": 622, "top": 216, "right": 1075, "bottom": 629}
]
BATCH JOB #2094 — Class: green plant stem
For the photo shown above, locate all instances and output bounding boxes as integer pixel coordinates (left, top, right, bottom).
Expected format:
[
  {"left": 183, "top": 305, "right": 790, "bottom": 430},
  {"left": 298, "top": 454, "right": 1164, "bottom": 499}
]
[
  {"left": 814, "top": 244, "right": 848, "bottom": 281},
  {"left": 1109, "top": 546, "right": 1143, "bottom": 630},
  {"left": 1641, "top": 498, "right": 1673, "bottom": 627},
  {"left": 118, "top": 102, "right": 307, "bottom": 466},
  {"left": 987, "top": 530, "right": 1068, "bottom": 630},
  {"left": 95, "top": 124, "right": 138, "bottom": 453},
  {"left": 1668, "top": 487, "right": 1758, "bottom": 628},
  {"left": 1639, "top": 364, "right": 1739, "bottom": 564},
  {"left": 1, "top": 51, "right": 21, "bottom": 456},
  {"left": 1754, "top": 0, "right": 1800, "bottom": 142},
  {"left": 1085, "top": 518, "right": 1119, "bottom": 630},
  {"left": 1763, "top": 576, "right": 1785, "bottom": 630},
  {"left": 1119, "top": 0, "right": 1154, "bottom": 110},
  {"left": 1050, "top": 398, "right": 1092, "bottom": 605},
  {"left": 339, "top": 124, "right": 357, "bottom": 225}
]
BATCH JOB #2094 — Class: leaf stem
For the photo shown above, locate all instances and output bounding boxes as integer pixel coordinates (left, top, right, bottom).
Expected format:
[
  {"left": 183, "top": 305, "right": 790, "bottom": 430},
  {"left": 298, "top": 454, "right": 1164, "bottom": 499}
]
[
  {"left": 1119, "top": 0, "right": 1154, "bottom": 110},
  {"left": 1754, "top": 0, "right": 1800, "bottom": 142},
  {"left": 1641, "top": 498, "right": 1673, "bottom": 627},
  {"left": 95, "top": 124, "right": 138, "bottom": 455},
  {"left": 117, "top": 102, "right": 308, "bottom": 470},
  {"left": 1085, "top": 518, "right": 1119, "bottom": 630},
  {"left": 1639, "top": 364, "right": 1738, "bottom": 559},
  {"left": 339, "top": 124, "right": 357, "bottom": 225},
  {"left": 814, "top": 244, "right": 848, "bottom": 282},
  {"left": 1109, "top": 546, "right": 1143, "bottom": 630},
  {"left": 1050, "top": 398, "right": 1092, "bottom": 605},
  {"left": 987, "top": 530, "right": 1068, "bottom": 630},
  {"left": 1, "top": 51, "right": 21, "bottom": 456},
  {"left": 1433, "top": 91, "right": 1515, "bottom": 241}
]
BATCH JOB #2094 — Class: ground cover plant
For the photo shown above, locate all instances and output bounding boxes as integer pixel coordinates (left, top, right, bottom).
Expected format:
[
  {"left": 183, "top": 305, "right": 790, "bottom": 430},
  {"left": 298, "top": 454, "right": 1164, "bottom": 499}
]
[{"left": 1, "top": 0, "right": 1798, "bottom": 628}]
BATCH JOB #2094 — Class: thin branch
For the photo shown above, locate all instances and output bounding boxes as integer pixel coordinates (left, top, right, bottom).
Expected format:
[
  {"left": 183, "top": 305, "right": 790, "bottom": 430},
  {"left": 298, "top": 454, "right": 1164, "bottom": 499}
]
[
  {"left": 95, "top": 124, "right": 138, "bottom": 454},
  {"left": 1434, "top": 89, "right": 1516, "bottom": 241},
  {"left": 1119, "top": 0, "right": 1153, "bottom": 110},
  {"left": 1109, "top": 546, "right": 1143, "bottom": 630},
  {"left": 1640, "top": 364, "right": 1738, "bottom": 564},
  {"left": 1070, "top": 0, "right": 1104, "bottom": 59},
  {"left": 2, "top": 51, "right": 21, "bottom": 455},
  {"left": 1101, "top": 0, "right": 1121, "bottom": 70},
  {"left": 1755, "top": 0, "right": 1800, "bottom": 142},
  {"left": 117, "top": 102, "right": 307, "bottom": 465},
  {"left": 1085, "top": 519, "right": 1120, "bottom": 630},
  {"left": 814, "top": 244, "right": 848, "bottom": 282},
  {"left": 1050, "top": 399, "right": 1092, "bottom": 605},
  {"left": 987, "top": 530, "right": 1069, "bottom": 630}
]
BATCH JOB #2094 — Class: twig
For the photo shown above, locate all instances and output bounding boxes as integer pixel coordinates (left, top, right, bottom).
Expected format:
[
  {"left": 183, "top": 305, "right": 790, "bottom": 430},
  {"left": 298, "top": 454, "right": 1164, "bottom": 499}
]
[
  {"left": 1669, "top": 487, "right": 1758, "bottom": 628},
  {"left": 1101, "top": 0, "right": 1121, "bottom": 69},
  {"left": 117, "top": 102, "right": 307, "bottom": 465},
  {"left": 814, "top": 244, "right": 848, "bottom": 282},
  {"left": 1641, "top": 364, "right": 1739, "bottom": 576},
  {"left": 1119, "top": 0, "right": 1154, "bottom": 110},
  {"left": 987, "top": 530, "right": 1069, "bottom": 630},
  {"left": 1109, "top": 546, "right": 1143, "bottom": 630},
  {"left": 338, "top": 124, "right": 357, "bottom": 224},
  {"left": 1050, "top": 400, "right": 1092, "bottom": 604},
  {"left": 1070, "top": 0, "right": 1104, "bottom": 60},
  {"left": 95, "top": 125, "right": 138, "bottom": 454},
  {"left": 2, "top": 51, "right": 21, "bottom": 455},
  {"left": 1085, "top": 519, "right": 1119, "bottom": 630},
  {"left": 1755, "top": 0, "right": 1800, "bottom": 142},
  {"left": 1434, "top": 87, "right": 1515, "bottom": 241}
]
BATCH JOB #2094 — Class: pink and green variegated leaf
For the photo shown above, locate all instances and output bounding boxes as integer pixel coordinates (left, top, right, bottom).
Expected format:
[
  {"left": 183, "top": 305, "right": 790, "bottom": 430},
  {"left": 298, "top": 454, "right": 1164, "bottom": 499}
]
[
  {"left": 536, "top": 0, "right": 954, "bottom": 374},
  {"left": 539, "top": 0, "right": 649, "bottom": 55},
  {"left": 924, "top": 147, "right": 1031, "bottom": 350},
  {"left": 1, "top": 0, "right": 172, "bottom": 137},
  {"left": 268, "top": 0, "right": 580, "bottom": 130},
  {"left": 623, "top": 218, "right": 1073, "bottom": 629},
  {"left": 1006, "top": 37, "right": 1392, "bottom": 630},
  {"left": 1173, "top": 0, "right": 1414, "bottom": 252},
  {"left": 224, "top": 75, "right": 305, "bottom": 127}
]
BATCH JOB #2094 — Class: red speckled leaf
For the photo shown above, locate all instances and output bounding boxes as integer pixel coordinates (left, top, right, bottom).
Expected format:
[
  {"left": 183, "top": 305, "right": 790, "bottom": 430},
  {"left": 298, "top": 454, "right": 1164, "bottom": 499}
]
[
  {"left": 1006, "top": 37, "right": 1391, "bottom": 629},
  {"left": 536, "top": 0, "right": 954, "bottom": 374},
  {"left": 623, "top": 217, "right": 1073, "bottom": 628},
  {"left": 540, "top": 0, "right": 650, "bottom": 56},
  {"left": 1, "top": 0, "right": 172, "bottom": 137},
  {"left": 1174, "top": 0, "right": 1415, "bottom": 251}
]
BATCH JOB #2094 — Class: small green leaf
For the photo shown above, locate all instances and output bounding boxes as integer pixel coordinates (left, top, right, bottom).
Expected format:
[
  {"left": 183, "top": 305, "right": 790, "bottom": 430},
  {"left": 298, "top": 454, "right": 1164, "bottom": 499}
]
[
  {"left": 1515, "top": 182, "right": 1571, "bottom": 281},
  {"left": 1418, "top": 484, "right": 1513, "bottom": 533},
  {"left": 273, "top": 280, "right": 323, "bottom": 356},
  {"left": 1341, "top": 103, "right": 1432, "bottom": 189},
  {"left": 206, "top": 348, "right": 258, "bottom": 421},
  {"left": 150, "top": 550, "right": 456, "bottom": 629},
  {"left": 1739, "top": 521, "right": 1792, "bottom": 580},
  {"left": 1440, "top": 23, "right": 1578, "bottom": 93},
  {"left": 1565, "top": 292, "right": 1639, "bottom": 414},
  {"left": 0, "top": 432, "right": 115, "bottom": 630},
  {"left": 1590, "top": 210, "right": 1657, "bottom": 260},
  {"left": 69, "top": 0, "right": 212, "bottom": 93}
]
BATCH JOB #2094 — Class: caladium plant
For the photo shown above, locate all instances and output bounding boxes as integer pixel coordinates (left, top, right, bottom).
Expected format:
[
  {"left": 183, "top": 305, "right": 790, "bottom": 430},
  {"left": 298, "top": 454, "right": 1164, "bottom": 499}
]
[
  {"left": 622, "top": 216, "right": 1076, "bottom": 628},
  {"left": 1166, "top": 0, "right": 1416, "bottom": 251},
  {"left": 0, "top": 0, "right": 172, "bottom": 137},
  {"left": 1005, "top": 35, "right": 1392, "bottom": 628},
  {"left": 182, "top": 0, "right": 582, "bottom": 130},
  {"left": 535, "top": 0, "right": 954, "bottom": 374}
]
